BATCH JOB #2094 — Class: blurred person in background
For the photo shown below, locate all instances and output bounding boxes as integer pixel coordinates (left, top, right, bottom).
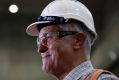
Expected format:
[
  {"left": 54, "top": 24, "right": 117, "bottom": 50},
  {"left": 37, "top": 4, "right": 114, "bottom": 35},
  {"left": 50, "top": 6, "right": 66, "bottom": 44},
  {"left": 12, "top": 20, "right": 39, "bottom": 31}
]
[{"left": 26, "top": 0, "right": 119, "bottom": 80}]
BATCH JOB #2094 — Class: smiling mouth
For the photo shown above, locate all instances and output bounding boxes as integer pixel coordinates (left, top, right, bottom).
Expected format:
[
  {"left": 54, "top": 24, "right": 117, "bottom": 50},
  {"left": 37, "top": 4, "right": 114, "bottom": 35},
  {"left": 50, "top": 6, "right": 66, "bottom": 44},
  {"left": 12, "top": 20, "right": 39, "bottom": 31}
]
[{"left": 42, "top": 54, "right": 51, "bottom": 58}]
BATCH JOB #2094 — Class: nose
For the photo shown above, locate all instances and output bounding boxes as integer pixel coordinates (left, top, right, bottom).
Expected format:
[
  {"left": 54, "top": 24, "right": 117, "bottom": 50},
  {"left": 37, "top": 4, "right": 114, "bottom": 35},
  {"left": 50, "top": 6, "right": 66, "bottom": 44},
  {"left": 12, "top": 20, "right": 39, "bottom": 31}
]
[
  {"left": 37, "top": 43, "right": 48, "bottom": 53},
  {"left": 37, "top": 36, "right": 49, "bottom": 53}
]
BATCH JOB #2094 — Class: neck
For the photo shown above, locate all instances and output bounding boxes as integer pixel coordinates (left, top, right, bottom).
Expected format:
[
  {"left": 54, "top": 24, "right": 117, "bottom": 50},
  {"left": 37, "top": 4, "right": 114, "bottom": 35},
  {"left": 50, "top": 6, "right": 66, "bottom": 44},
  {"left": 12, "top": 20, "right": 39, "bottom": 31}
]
[
  {"left": 56, "top": 59, "right": 87, "bottom": 80},
  {"left": 56, "top": 48, "right": 88, "bottom": 80},
  {"left": 50, "top": 67, "right": 69, "bottom": 80},
  {"left": 56, "top": 61, "right": 87, "bottom": 80},
  {"left": 57, "top": 72, "right": 68, "bottom": 80}
]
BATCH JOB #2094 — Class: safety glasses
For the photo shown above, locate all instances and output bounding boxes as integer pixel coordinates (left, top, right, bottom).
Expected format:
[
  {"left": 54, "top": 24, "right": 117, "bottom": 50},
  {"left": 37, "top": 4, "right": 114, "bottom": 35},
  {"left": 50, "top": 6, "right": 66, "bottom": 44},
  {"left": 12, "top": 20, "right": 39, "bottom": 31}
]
[{"left": 36, "top": 31, "right": 77, "bottom": 45}]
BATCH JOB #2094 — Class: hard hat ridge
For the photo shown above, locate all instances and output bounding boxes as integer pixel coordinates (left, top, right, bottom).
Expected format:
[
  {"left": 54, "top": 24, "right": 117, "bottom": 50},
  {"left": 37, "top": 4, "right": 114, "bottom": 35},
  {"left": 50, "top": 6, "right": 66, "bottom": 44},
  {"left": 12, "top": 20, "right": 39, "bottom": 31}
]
[
  {"left": 55, "top": 0, "right": 77, "bottom": 1},
  {"left": 26, "top": 0, "right": 97, "bottom": 45}
]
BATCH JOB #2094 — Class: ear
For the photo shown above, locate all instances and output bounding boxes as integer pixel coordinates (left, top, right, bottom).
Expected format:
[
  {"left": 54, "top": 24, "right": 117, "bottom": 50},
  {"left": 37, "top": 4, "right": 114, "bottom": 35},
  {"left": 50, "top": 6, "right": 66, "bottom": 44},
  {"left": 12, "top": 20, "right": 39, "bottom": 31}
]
[{"left": 73, "top": 33, "right": 85, "bottom": 49}]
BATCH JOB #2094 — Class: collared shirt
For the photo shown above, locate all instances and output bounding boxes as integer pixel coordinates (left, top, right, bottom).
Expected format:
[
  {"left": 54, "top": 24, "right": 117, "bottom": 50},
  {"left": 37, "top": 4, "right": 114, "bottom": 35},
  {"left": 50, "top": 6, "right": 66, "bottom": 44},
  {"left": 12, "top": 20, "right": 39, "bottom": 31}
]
[
  {"left": 63, "top": 60, "right": 119, "bottom": 80},
  {"left": 64, "top": 60, "right": 95, "bottom": 80}
]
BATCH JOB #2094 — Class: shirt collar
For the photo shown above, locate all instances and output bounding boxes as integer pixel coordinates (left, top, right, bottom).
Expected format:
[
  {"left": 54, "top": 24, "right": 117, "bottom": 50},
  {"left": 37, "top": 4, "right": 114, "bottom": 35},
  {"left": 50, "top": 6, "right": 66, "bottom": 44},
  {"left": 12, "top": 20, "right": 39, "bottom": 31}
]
[{"left": 64, "top": 60, "right": 94, "bottom": 80}]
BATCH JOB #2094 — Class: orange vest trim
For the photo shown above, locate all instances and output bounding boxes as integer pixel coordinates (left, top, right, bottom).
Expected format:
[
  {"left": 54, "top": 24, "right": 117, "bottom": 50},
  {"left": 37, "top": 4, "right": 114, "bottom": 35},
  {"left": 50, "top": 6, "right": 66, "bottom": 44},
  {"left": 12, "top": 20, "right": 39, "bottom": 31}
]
[
  {"left": 84, "top": 69, "right": 112, "bottom": 80},
  {"left": 91, "top": 70, "right": 104, "bottom": 80}
]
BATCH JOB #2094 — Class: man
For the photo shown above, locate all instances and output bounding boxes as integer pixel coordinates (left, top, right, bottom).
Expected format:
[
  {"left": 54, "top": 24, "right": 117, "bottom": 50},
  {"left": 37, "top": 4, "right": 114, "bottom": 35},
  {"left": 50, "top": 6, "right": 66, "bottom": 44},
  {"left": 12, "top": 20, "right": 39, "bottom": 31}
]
[{"left": 26, "top": 0, "right": 119, "bottom": 80}]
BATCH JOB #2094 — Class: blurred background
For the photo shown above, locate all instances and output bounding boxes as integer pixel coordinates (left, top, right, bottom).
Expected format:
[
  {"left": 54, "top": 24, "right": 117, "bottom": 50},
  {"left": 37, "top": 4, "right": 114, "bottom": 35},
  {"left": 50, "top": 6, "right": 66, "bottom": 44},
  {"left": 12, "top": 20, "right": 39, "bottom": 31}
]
[{"left": 0, "top": 0, "right": 119, "bottom": 80}]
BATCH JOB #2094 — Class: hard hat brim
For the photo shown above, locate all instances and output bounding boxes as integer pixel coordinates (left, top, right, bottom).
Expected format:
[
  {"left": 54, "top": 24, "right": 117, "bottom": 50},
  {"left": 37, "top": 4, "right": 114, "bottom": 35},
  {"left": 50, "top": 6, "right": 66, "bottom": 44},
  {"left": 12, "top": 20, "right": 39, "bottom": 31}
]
[{"left": 26, "top": 21, "right": 52, "bottom": 36}]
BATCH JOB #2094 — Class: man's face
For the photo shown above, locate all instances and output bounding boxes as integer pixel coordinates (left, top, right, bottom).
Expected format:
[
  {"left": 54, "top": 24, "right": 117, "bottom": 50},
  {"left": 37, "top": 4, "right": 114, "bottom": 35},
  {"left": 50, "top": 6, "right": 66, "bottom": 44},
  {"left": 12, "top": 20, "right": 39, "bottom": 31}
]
[{"left": 37, "top": 25, "right": 75, "bottom": 75}]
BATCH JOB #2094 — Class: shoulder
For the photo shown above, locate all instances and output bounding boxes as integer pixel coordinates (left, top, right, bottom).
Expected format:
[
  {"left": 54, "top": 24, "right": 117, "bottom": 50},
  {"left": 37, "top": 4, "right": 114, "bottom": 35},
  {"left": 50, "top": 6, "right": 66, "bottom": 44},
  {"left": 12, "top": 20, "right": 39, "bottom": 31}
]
[
  {"left": 83, "top": 69, "right": 119, "bottom": 80},
  {"left": 98, "top": 73, "right": 119, "bottom": 80}
]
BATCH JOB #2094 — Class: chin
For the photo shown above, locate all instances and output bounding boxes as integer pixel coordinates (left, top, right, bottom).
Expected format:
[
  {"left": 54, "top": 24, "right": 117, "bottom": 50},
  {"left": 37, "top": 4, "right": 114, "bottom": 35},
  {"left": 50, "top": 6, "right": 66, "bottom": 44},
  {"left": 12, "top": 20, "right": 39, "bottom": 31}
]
[
  {"left": 42, "top": 59, "right": 54, "bottom": 73},
  {"left": 42, "top": 65, "right": 55, "bottom": 75},
  {"left": 42, "top": 62, "right": 49, "bottom": 73},
  {"left": 41, "top": 52, "right": 58, "bottom": 74}
]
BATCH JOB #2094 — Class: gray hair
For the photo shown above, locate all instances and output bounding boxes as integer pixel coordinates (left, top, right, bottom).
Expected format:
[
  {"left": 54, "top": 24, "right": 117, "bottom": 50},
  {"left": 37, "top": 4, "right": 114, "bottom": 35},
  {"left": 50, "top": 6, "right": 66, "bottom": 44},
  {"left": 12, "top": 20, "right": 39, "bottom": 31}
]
[{"left": 57, "top": 20, "right": 94, "bottom": 59}]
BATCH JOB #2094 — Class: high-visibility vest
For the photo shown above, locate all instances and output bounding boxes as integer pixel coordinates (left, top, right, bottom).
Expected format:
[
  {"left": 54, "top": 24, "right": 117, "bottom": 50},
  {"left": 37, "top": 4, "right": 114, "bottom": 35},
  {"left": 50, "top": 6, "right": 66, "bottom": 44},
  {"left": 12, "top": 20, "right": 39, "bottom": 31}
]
[{"left": 84, "top": 69, "right": 113, "bottom": 80}]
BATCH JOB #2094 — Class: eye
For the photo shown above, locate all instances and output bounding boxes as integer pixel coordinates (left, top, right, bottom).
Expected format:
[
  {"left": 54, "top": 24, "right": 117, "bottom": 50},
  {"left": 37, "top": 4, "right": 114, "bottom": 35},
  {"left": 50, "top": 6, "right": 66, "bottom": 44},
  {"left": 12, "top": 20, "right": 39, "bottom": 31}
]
[
  {"left": 45, "top": 33, "right": 52, "bottom": 38},
  {"left": 43, "top": 33, "right": 49, "bottom": 37},
  {"left": 43, "top": 32, "right": 59, "bottom": 41}
]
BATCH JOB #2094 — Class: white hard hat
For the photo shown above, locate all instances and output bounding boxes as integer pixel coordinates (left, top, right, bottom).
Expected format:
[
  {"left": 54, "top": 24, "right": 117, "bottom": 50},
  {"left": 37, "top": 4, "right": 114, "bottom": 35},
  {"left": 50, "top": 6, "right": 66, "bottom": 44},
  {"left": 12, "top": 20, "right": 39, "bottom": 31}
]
[{"left": 26, "top": 0, "right": 97, "bottom": 44}]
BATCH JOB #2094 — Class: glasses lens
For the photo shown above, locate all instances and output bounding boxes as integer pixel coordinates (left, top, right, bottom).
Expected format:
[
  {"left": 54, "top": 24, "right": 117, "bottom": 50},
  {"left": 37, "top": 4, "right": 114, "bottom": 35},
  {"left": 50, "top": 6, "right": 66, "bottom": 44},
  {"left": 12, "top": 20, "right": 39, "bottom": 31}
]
[
  {"left": 36, "top": 31, "right": 77, "bottom": 45},
  {"left": 36, "top": 37, "right": 40, "bottom": 45},
  {"left": 58, "top": 31, "right": 77, "bottom": 38}
]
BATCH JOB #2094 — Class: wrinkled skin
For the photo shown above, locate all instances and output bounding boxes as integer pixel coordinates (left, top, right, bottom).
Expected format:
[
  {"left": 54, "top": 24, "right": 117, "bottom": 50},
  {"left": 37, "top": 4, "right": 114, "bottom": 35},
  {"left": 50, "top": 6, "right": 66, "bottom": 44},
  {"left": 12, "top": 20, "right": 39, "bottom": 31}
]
[{"left": 37, "top": 25, "right": 86, "bottom": 79}]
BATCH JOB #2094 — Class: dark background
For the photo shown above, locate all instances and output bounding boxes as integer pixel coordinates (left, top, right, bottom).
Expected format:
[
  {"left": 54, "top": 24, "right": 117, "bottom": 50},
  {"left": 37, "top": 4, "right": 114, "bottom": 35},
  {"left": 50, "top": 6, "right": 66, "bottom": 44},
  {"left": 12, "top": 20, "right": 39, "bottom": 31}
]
[{"left": 0, "top": 0, "right": 119, "bottom": 80}]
